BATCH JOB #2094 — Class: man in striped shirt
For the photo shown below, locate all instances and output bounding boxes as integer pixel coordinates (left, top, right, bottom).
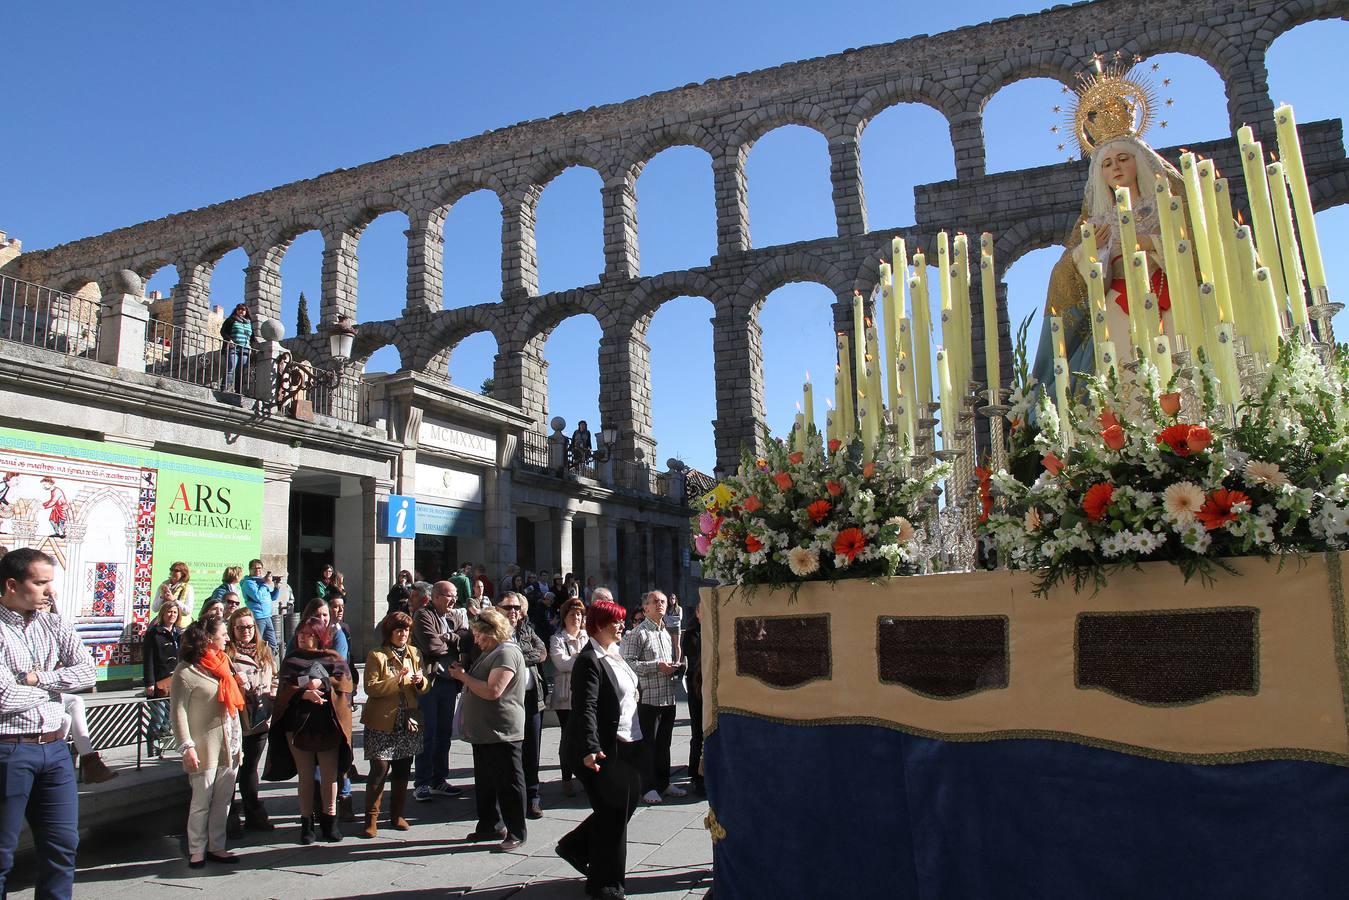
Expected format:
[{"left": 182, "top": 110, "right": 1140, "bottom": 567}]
[
  {"left": 620, "top": 590, "right": 686, "bottom": 804},
  {"left": 0, "top": 548, "right": 95, "bottom": 898}
]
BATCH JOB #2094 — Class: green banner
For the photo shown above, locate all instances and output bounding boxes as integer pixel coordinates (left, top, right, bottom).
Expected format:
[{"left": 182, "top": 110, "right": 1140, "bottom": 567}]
[{"left": 0, "top": 426, "right": 264, "bottom": 681}]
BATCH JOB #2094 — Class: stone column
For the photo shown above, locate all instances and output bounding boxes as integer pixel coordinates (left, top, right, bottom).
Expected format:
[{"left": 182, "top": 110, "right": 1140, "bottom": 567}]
[
  {"left": 598, "top": 516, "right": 620, "bottom": 590},
  {"left": 602, "top": 175, "right": 640, "bottom": 281},
  {"left": 534, "top": 514, "right": 555, "bottom": 576},
  {"left": 484, "top": 431, "right": 518, "bottom": 579},
  {"left": 171, "top": 262, "right": 212, "bottom": 333},
  {"left": 582, "top": 515, "right": 602, "bottom": 584},
  {"left": 635, "top": 521, "right": 655, "bottom": 597},
  {"left": 96, "top": 276, "right": 151, "bottom": 372},
  {"left": 711, "top": 311, "right": 766, "bottom": 474},
  {"left": 245, "top": 249, "right": 283, "bottom": 323},
  {"left": 554, "top": 507, "right": 576, "bottom": 579},
  {"left": 501, "top": 188, "right": 540, "bottom": 300},
  {"left": 321, "top": 231, "right": 359, "bottom": 323},
  {"left": 829, "top": 137, "right": 868, "bottom": 237},
  {"left": 404, "top": 212, "right": 445, "bottom": 316},
  {"left": 713, "top": 148, "right": 751, "bottom": 255},
  {"left": 1226, "top": 56, "right": 1274, "bottom": 135},
  {"left": 949, "top": 112, "right": 986, "bottom": 181},
  {"left": 261, "top": 462, "right": 296, "bottom": 580},
  {"left": 598, "top": 323, "right": 656, "bottom": 463},
  {"left": 493, "top": 341, "right": 549, "bottom": 427},
  {"left": 357, "top": 475, "right": 393, "bottom": 655}
]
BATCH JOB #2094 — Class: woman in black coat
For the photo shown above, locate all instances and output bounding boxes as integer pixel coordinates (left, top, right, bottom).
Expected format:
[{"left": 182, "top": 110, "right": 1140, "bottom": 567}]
[
  {"left": 142, "top": 601, "right": 182, "bottom": 752},
  {"left": 555, "top": 599, "right": 646, "bottom": 900}
]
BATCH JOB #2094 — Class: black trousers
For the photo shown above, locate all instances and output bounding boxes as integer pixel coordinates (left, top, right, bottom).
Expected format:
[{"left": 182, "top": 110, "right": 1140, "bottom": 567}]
[
  {"left": 238, "top": 732, "right": 268, "bottom": 811},
  {"left": 521, "top": 689, "right": 543, "bottom": 801},
  {"left": 471, "top": 741, "right": 527, "bottom": 841},
  {"left": 555, "top": 709, "right": 574, "bottom": 780},
  {"left": 558, "top": 740, "right": 646, "bottom": 895},
  {"left": 637, "top": 703, "right": 676, "bottom": 793},
  {"left": 687, "top": 683, "right": 704, "bottom": 783}
]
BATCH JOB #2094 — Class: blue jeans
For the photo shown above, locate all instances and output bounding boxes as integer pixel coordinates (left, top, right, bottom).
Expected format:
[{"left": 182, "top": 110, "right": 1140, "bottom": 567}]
[
  {"left": 415, "top": 678, "right": 459, "bottom": 788},
  {"left": 0, "top": 740, "right": 79, "bottom": 898},
  {"left": 255, "top": 613, "right": 279, "bottom": 655},
  {"left": 221, "top": 345, "right": 250, "bottom": 393}
]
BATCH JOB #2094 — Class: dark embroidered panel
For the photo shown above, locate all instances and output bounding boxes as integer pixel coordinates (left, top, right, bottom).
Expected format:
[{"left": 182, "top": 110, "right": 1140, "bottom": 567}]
[
  {"left": 1076, "top": 609, "right": 1258, "bottom": 705},
  {"left": 734, "top": 615, "right": 831, "bottom": 688},
  {"left": 877, "top": 616, "right": 1009, "bottom": 698}
]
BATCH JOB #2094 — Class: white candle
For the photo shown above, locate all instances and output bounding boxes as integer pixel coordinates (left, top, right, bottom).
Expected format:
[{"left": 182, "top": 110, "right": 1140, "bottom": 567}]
[
  {"left": 1237, "top": 133, "right": 1288, "bottom": 309},
  {"left": 1253, "top": 268, "right": 1283, "bottom": 364},
  {"left": 910, "top": 257, "right": 934, "bottom": 410},
  {"left": 979, "top": 233, "right": 1000, "bottom": 393},
  {"left": 1267, "top": 162, "right": 1309, "bottom": 329},
  {"left": 1274, "top": 104, "right": 1329, "bottom": 298},
  {"left": 1197, "top": 160, "right": 1236, "bottom": 325},
  {"left": 1213, "top": 322, "right": 1242, "bottom": 407}
]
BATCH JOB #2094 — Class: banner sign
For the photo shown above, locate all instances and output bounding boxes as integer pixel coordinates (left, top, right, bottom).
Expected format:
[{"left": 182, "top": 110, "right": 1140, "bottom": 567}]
[{"left": 0, "top": 426, "right": 264, "bottom": 681}]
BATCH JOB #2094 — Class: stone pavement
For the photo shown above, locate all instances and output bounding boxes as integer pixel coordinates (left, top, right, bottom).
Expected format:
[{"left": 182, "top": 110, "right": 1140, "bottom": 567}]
[{"left": 8, "top": 699, "right": 711, "bottom": 900}]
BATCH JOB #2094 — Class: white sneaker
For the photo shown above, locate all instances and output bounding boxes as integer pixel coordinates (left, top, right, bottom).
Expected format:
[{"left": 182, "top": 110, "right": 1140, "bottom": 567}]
[
  {"left": 663, "top": 784, "right": 687, "bottom": 798},
  {"left": 642, "top": 789, "right": 662, "bottom": 804}
]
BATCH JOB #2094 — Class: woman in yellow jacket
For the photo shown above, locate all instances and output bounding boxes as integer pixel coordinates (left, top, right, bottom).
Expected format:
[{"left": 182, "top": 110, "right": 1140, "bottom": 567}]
[{"left": 360, "top": 611, "right": 430, "bottom": 837}]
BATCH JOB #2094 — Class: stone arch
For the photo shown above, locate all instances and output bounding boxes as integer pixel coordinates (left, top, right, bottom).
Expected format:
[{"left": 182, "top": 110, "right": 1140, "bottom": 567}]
[
  {"left": 626, "top": 271, "right": 725, "bottom": 333},
  {"left": 1250, "top": 0, "right": 1349, "bottom": 55},
  {"left": 57, "top": 270, "right": 104, "bottom": 297},
  {"left": 619, "top": 122, "right": 722, "bottom": 180},
  {"left": 733, "top": 250, "right": 851, "bottom": 321},
  {"left": 415, "top": 304, "right": 508, "bottom": 372},
  {"left": 257, "top": 213, "right": 329, "bottom": 263},
  {"left": 727, "top": 102, "right": 844, "bottom": 153},
  {"left": 966, "top": 50, "right": 1081, "bottom": 115},
  {"left": 508, "top": 288, "right": 608, "bottom": 345},
  {"left": 994, "top": 212, "right": 1078, "bottom": 276},
  {"left": 1118, "top": 26, "right": 1246, "bottom": 85},
  {"left": 333, "top": 191, "right": 418, "bottom": 240},
  {"left": 846, "top": 77, "right": 963, "bottom": 139},
  {"left": 423, "top": 171, "right": 511, "bottom": 222},
  {"left": 345, "top": 319, "right": 414, "bottom": 371},
  {"left": 127, "top": 254, "right": 178, "bottom": 285},
  {"left": 192, "top": 231, "right": 251, "bottom": 269},
  {"left": 1312, "top": 169, "right": 1349, "bottom": 211},
  {"left": 519, "top": 146, "right": 615, "bottom": 195}
]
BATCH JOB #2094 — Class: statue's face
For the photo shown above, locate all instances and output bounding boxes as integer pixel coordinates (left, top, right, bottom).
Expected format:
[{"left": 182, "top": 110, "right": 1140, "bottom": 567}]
[{"left": 1100, "top": 149, "right": 1138, "bottom": 192}]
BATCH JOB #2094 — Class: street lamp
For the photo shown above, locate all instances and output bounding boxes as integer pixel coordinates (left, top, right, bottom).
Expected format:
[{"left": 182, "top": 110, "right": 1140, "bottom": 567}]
[
  {"left": 275, "top": 315, "right": 358, "bottom": 418},
  {"left": 594, "top": 426, "right": 619, "bottom": 463},
  {"left": 327, "top": 314, "right": 356, "bottom": 361}
]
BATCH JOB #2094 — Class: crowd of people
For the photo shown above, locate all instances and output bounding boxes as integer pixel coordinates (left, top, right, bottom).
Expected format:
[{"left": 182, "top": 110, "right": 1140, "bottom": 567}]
[{"left": 0, "top": 548, "right": 703, "bottom": 900}]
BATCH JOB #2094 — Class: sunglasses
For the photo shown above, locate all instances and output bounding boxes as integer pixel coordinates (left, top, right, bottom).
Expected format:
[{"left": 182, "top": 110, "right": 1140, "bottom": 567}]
[{"left": 498, "top": 605, "right": 522, "bottom": 612}]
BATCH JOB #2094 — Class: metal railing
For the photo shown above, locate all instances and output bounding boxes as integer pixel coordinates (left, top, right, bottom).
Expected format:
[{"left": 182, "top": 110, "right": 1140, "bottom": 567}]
[
  {"left": 145, "top": 318, "right": 255, "bottom": 397},
  {"left": 309, "top": 370, "right": 365, "bottom": 423},
  {"left": 85, "top": 696, "right": 176, "bottom": 769},
  {"left": 518, "top": 430, "right": 554, "bottom": 470},
  {"left": 0, "top": 273, "right": 100, "bottom": 359}
]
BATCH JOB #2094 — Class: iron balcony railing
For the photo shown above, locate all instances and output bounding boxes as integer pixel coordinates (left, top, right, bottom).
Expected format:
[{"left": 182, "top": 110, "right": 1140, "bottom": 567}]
[
  {"left": 144, "top": 317, "right": 255, "bottom": 397},
  {"left": 0, "top": 273, "right": 100, "bottom": 359}
]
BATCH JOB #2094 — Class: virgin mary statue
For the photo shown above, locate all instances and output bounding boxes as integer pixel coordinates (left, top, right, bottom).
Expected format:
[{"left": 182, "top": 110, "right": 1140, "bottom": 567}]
[{"left": 1031, "top": 59, "right": 1197, "bottom": 402}]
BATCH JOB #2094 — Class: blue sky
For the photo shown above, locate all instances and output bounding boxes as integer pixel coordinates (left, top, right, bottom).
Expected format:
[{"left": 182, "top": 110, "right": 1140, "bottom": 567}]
[{"left": 6, "top": 3, "right": 1345, "bottom": 473}]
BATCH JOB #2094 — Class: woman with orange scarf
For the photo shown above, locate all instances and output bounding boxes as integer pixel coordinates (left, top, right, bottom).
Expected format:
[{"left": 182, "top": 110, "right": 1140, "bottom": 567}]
[{"left": 171, "top": 614, "right": 246, "bottom": 867}]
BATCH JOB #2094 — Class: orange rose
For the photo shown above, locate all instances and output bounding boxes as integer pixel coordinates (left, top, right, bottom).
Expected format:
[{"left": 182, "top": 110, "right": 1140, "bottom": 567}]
[
  {"left": 1099, "top": 408, "right": 1120, "bottom": 431},
  {"left": 1101, "top": 424, "right": 1126, "bottom": 450},
  {"left": 745, "top": 534, "right": 764, "bottom": 553},
  {"left": 742, "top": 495, "right": 762, "bottom": 514},
  {"left": 772, "top": 471, "right": 793, "bottom": 491},
  {"left": 788, "top": 451, "right": 804, "bottom": 465},
  {"left": 1187, "top": 425, "right": 1212, "bottom": 453},
  {"left": 1158, "top": 392, "right": 1182, "bottom": 417},
  {"left": 806, "top": 499, "right": 832, "bottom": 524},
  {"left": 862, "top": 462, "right": 876, "bottom": 479},
  {"left": 1082, "top": 482, "right": 1115, "bottom": 522},
  {"left": 826, "top": 481, "right": 843, "bottom": 497},
  {"left": 1042, "top": 452, "right": 1064, "bottom": 476},
  {"left": 1157, "top": 424, "right": 1210, "bottom": 457},
  {"left": 833, "top": 527, "right": 866, "bottom": 562}
]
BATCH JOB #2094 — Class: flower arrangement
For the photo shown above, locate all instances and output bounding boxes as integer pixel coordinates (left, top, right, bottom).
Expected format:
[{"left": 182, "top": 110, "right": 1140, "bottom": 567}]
[
  {"left": 979, "top": 340, "right": 1349, "bottom": 595},
  {"left": 692, "top": 432, "right": 950, "bottom": 589}
]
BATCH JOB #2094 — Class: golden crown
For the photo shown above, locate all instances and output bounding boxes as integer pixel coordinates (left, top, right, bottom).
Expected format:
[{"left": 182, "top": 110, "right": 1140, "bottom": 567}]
[{"left": 1050, "top": 53, "right": 1172, "bottom": 159}]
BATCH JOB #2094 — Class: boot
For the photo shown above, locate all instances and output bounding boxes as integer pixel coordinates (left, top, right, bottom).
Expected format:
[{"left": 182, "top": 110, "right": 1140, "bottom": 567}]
[
  {"left": 361, "top": 781, "right": 385, "bottom": 839},
  {"left": 298, "top": 815, "right": 316, "bottom": 845},
  {"left": 388, "top": 780, "right": 410, "bottom": 831},
  {"left": 226, "top": 801, "right": 244, "bottom": 839},
  {"left": 337, "top": 794, "right": 357, "bottom": 823},
  {"left": 79, "top": 753, "right": 117, "bottom": 785},
  {"left": 244, "top": 801, "right": 275, "bottom": 832},
  {"left": 318, "top": 811, "right": 343, "bottom": 843}
]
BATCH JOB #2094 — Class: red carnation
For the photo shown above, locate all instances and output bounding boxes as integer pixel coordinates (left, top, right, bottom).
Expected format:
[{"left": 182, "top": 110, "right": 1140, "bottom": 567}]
[
  {"left": 833, "top": 527, "right": 866, "bottom": 562},
  {"left": 827, "top": 438, "right": 842, "bottom": 453},
  {"left": 806, "top": 499, "right": 832, "bottom": 524},
  {"left": 1082, "top": 482, "right": 1115, "bottom": 522}
]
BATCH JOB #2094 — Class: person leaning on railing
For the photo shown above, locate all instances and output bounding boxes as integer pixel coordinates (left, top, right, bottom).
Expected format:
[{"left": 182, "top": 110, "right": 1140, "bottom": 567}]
[
  {"left": 219, "top": 303, "right": 253, "bottom": 393},
  {"left": 360, "top": 611, "right": 430, "bottom": 838},
  {"left": 142, "top": 600, "right": 183, "bottom": 754}
]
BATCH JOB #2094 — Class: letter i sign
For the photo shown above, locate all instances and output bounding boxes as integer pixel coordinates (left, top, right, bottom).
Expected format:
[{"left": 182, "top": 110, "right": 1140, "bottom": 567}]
[{"left": 385, "top": 495, "right": 416, "bottom": 539}]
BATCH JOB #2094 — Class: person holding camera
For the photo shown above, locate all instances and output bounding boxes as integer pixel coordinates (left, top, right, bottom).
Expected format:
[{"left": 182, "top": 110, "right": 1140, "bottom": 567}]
[
  {"left": 240, "top": 559, "right": 280, "bottom": 654},
  {"left": 621, "top": 590, "right": 686, "bottom": 803},
  {"left": 360, "top": 611, "right": 430, "bottom": 837},
  {"left": 411, "top": 580, "right": 465, "bottom": 802}
]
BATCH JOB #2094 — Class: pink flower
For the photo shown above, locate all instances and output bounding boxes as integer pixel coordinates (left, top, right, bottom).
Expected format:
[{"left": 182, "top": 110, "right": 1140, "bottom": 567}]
[
  {"left": 698, "top": 511, "right": 717, "bottom": 535},
  {"left": 694, "top": 534, "right": 711, "bottom": 555}
]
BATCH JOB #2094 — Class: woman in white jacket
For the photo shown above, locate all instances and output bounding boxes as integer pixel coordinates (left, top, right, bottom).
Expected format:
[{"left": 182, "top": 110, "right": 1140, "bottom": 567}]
[{"left": 547, "top": 597, "right": 586, "bottom": 797}]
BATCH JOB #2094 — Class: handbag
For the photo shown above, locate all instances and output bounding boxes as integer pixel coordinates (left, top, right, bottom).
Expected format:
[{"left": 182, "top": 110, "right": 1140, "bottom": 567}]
[{"left": 244, "top": 690, "right": 273, "bottom": 732}]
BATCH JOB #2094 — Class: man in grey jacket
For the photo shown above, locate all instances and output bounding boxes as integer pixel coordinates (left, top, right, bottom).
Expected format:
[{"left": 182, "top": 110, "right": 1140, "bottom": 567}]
[{"left": 412, "top": 580, "right": 466, "bottom": 802}]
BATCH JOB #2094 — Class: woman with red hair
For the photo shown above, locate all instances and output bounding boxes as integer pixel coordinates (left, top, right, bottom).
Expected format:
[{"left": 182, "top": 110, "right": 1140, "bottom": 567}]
[{"left": 555, "top": 599, "right": 647, "bottom": 900}]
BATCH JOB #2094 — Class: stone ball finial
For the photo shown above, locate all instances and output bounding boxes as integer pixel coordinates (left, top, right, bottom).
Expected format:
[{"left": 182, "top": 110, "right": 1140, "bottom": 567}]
[
  {"left": 550, "top": 416, "right": 567, "bottom": 435},
  {"left": 108, "top": 269, "right": 143, "bottom": 296},
  {"left": 258, "top": 317, "right": 286, "bottom": 342}
]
